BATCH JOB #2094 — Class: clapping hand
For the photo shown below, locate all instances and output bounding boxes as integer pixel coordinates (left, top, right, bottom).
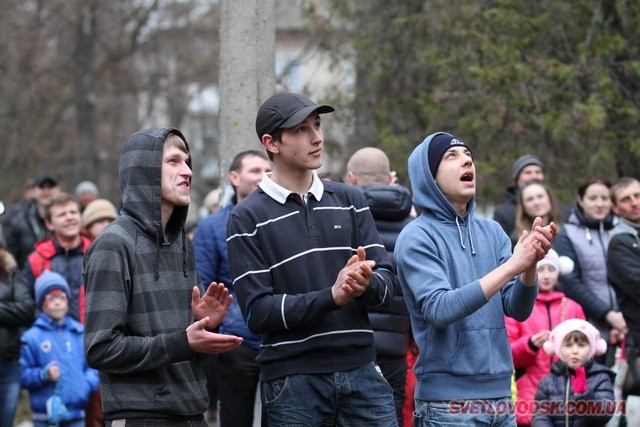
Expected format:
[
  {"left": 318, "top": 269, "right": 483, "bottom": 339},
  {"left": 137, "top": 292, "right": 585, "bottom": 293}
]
[{"left": 191, "top": 282, "right": 233, "bottom": 330}]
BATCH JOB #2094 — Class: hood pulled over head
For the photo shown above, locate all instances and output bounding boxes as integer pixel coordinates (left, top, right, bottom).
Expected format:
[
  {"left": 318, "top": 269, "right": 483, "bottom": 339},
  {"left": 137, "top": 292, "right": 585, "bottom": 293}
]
[
  {"left": 119, "top": 127, "right": 191, "bottom": 243},
  {"left": 408, "top": 132, "right": 476, "bottom": 222}
]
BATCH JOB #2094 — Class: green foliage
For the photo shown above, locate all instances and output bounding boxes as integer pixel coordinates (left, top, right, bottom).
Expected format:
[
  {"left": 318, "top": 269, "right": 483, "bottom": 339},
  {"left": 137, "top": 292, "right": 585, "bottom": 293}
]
[{"left": 312, "top": 0, "right": 640, "bottom": 203}]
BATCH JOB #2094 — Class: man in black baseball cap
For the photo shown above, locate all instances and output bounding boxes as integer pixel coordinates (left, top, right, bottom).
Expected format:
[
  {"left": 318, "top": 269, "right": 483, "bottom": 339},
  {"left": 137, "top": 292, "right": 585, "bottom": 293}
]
[
  {"left": 34, "top": 172, "right": 58, "bottom": 188},
  {"left": 229, "top": 94, "right": 399, "bottom": 425},
  {"left": 3, "top": 172, "right": 59, "bottom": 267},
  {"left": 255, "top": 92, "right": 334, "bottom": 141}
]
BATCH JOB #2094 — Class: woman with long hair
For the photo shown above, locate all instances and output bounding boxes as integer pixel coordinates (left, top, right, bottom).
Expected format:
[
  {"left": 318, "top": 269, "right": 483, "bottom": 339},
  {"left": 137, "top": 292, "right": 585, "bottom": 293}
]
[
  {"left": 553, "top": 176, "right": 626, "bottom": 366},
  {"left": 510, "top": 180, "right": 564, "bottom": 248}
]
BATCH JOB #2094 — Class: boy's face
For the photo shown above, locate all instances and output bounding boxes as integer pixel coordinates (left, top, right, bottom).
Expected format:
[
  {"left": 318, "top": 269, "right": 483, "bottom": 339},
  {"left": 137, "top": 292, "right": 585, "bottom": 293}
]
[
  {"left": 273, "top": 113, "right": 324, "bottom": 171},
  {"left": 42, "top": 289, "right": 68, "bottom": 321},
  {"left": 435, "top": 146, "right": 475, "bottom": 209},
  {"left": 161, "top": 145, "right": 192, "bottom": 208},
  {"left": 560, "top": 338, "right": 591, "bottom": 368},
  {"left": 46, "top": 201, "right": 82, "bottom": 239}
]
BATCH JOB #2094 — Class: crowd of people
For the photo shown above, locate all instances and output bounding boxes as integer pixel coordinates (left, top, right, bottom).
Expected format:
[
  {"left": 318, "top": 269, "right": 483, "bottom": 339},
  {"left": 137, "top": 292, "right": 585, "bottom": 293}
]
[{"left": 0, "top": 92, "right": 637, "bottom": 427}]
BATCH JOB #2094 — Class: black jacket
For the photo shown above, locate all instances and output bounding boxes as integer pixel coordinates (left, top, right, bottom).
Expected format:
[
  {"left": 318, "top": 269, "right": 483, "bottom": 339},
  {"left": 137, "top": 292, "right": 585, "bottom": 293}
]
[
  {"left": 607, "top": 218, "right": 640, "bottom": 346},
  {"left": 533, "top": 360, "right": 615, "bottom": 426},
  {"left": 358, "top": 184, "right": 413, "bottom": 358},
  {"left": 0, "top": 250, "right": 35, "bottom": 361},
  {"left": 2, "top": 199, "right": 49, "bottom": 268}
]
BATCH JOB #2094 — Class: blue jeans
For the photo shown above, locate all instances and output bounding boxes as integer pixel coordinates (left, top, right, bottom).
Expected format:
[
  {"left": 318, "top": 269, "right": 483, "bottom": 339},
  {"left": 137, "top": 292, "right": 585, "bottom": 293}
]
[
  {"left": 0, "top": 360, "right": 21, "bottom": 427},
  {"left": 34, "top": 419, "right": 85, "bottom": 427},
  {"left": 261, "top": 361, "right": 398, "bottom": 426},
  {"left": 413, "top": 398, "right": 516, "bottom": 426}
]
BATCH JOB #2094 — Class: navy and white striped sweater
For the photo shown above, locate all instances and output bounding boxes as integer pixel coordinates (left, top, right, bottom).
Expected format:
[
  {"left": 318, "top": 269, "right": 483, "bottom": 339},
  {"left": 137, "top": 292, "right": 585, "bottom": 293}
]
[{"left": 227, "top": 177, "right": 397, "bottom": 381}]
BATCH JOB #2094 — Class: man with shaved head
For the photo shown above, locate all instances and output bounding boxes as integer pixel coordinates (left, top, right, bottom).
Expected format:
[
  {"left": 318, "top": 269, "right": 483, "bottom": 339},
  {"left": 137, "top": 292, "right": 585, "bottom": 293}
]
[{"left": 346, "top": 147, "right": 413, "bottom": 426}]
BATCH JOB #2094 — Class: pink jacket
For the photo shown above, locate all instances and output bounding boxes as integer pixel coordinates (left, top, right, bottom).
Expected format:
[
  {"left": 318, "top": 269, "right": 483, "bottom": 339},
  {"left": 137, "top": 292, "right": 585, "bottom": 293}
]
[{"left": 505, "top": 291, "right": 585, "bottom": 425}]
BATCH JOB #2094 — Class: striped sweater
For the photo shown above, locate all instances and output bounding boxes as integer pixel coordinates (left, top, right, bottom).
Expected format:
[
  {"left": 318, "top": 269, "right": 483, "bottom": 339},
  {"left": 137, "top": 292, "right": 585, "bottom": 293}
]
[
  {"left": 227, "top": 173, "right": 397, "bottom": 381},
  {"left": 83, "top": 128, "right": 208, "bottom": 420}
]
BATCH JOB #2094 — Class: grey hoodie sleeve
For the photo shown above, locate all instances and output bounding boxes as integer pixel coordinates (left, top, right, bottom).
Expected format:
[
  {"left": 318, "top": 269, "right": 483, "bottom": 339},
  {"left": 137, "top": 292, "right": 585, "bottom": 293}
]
[{"left": 83, "top": 231, "right": 192, "bottom": 374}]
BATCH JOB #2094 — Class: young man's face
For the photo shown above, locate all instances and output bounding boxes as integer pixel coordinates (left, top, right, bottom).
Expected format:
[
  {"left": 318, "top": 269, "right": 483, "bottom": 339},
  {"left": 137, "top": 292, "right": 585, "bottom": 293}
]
[
  {"left": 229, "top": 155, "right": 272, "bottom": 202},
  {"left": 516, "top": 165, "right": 544, "bottom": 188},
  {"left": 276, "top": 113, "right": 324, "bottom": 171},
  {"left": 34, "top": 183, "right": 60, "bottom": 209},
  {"left": 435, "top": 146, "right": 475, "bottom": 211},
  {"left": 161, "top": 145, "right": 192, "bottom": 208},
  {"left": 46, "top": 201, "right": 81, "bottom": 240},
  {"left": 612, "top": 181, "right": 640, "bottom": 224}
]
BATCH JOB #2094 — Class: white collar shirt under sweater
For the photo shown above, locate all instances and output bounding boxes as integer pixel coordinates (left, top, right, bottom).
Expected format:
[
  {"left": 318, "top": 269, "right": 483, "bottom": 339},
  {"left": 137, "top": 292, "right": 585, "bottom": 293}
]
[{"left": 227, "top": 172, "right": 397, "bottom": 381}]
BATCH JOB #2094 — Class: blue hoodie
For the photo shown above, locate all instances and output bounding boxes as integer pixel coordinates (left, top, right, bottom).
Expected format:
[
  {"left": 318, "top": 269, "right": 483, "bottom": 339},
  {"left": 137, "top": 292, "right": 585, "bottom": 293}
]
[{"left": 394, "top": 132, "right": 538, "bottom": 401}]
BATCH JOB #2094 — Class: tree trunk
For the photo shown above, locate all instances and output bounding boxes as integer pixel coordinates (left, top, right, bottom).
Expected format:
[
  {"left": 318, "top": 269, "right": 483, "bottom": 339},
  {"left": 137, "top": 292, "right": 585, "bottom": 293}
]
[
  {"left": 74, "top": 2, "right": 98, "bottom": 184},
  {"left": 218, "top": 0, "right": 275, "bottom": 180}
]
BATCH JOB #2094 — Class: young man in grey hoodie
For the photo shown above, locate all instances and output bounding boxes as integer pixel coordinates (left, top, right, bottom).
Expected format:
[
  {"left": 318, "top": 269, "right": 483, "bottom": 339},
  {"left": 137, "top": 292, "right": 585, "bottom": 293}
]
[
  {"left": 83, "top": 128, "right": 242, "bottom": 426},
  {"left": 395, "top": 132, "right": 557, "bottom": 426}
]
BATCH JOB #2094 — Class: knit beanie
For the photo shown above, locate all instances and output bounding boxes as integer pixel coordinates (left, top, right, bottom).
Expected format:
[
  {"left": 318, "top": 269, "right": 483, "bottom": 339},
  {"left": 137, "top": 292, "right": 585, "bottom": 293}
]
[
  {"left": 75, "top": 180, "right": 99, "bottom": 197},
  {"left": 428, "top": 133, "right": 472, "bottom": 177},
  {"left": 82, "top": 198, "right": 118, "bottom": 228},
  {"left": 543, "top": 318, "right": 607, "bottom": 360},
  {"left": 35, "top": 270, "right": 71, "bottom": 309},
  {"left": 537, "top": 249, "right": 574, "bottom": 276},
  {"left": 511, "top": 154, "right": 544, "bottom": 182}
]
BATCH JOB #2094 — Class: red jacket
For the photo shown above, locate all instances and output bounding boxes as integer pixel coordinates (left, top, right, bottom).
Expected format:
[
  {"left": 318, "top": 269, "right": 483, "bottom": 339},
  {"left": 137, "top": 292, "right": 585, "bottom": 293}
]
[
  {"left": 24, "top": 236, "right": 93, "bottom": 323},
  {"left": 505, "top": 291, "right": 585, "bottom": 425}
]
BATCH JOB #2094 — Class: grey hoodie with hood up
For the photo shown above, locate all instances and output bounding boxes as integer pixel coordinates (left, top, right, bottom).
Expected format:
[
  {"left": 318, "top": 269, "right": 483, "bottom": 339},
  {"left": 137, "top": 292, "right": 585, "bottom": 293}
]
[
  {"left": 395, "top": 132, "right": 538, "bottom": 402},
  {"left": 83, "top": 128, "right": 207, "bottom": 421}
]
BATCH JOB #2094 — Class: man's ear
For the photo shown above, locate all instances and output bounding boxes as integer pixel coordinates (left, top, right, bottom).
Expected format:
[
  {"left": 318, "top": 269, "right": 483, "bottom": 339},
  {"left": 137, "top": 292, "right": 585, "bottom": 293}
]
[
  {"left": 346, "top": 171, "right": 357, "bottom": 185},
  {"left": 611, "top": 203, "right": 620, "bottom": 216},
  {"left": 228, "top": 170, "right": 240, "bottom": 188},
  {"left": 261, "top": 134, "right": 279, "bottom": 158},
  {"left": 45, "top": 219, "right": 54, "bottom": 232},
  {"left": 386, "top": 171, "right": 395, "bottom": 185}
]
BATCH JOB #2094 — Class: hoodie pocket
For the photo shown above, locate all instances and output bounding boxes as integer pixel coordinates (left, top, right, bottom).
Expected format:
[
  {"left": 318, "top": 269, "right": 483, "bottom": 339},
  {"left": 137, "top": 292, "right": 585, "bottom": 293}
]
[{"left": 446, "top": 328, "right": 510, "bottom": 375}]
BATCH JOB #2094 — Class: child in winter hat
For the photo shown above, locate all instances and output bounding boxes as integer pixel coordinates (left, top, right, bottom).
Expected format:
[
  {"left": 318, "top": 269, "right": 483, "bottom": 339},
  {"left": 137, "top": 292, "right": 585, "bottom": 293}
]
[
  {"left": 505, "top": 250, "right": 585, "bottom": 425},
  {"left": 20, "top": 270, "right": 99, "bottom": 426},
  {"left": 34, "top": 269, "right": 71, "bottom": 311},
  {"left": 532, "top": 318, "right": 615, "bottom": 425},
  {"left": 543, "top": 318, "right": 607, "bottom": 361},
  {"left": 537, "top": 248, "right": 574, "bottom": 277}
]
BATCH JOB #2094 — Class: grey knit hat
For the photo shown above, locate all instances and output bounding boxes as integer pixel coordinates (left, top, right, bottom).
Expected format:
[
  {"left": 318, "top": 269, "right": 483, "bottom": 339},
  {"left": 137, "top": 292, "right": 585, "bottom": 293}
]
[{"left": 511, "top": 154, "right": 544, "bottom": 181}]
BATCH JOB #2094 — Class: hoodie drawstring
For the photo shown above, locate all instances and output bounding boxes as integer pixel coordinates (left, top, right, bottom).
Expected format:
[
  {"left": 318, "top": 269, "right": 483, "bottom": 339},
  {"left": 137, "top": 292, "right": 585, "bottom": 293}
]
[
  {"left": 182, "top": 231, "right": 188, "bottom": 278},
  {"left": 455, "top": 216, "right": 466, "bottom": 250},
  {"left": 154, "top": 224, "right": 162, "bottom": 280},
  {"left": 455, "top": 216, "right": 476, "bottom": 255},
  {"left": 153, "top": 225, "right": 189, "bottom": 280}
]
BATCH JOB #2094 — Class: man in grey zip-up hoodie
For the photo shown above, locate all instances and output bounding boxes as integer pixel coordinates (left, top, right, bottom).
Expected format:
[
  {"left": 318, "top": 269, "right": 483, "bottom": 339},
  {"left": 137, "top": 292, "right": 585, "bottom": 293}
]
[
  {"left": 83, "top": 128, "right": 242, "bottom": 425},
  {"left": 395, "top": 132, "right": 557, "bottom": 426}
]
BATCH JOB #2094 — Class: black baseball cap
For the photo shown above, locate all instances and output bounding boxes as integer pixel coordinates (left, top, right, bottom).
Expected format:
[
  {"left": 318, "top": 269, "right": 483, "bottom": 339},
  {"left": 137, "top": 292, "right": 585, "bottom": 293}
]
[
  {"left": 255, "top": 93, "right": 334, "bottom": 140},
  {"left": 34, "top": 172, "right": 58, "bottom": 188}
]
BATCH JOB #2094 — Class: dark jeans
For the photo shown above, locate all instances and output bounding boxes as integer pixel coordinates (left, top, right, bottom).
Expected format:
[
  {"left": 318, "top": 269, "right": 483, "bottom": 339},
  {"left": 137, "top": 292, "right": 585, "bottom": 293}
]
[
  {"left": 261, "top": 361, "right": 398, "bottom": 426},
  {"left": 377, "top": 355, "right": 407, "bottom": 426},
  {"left": 413, "top": 398, "right": 516, "bottom": 427},
  {"left": 0, "top": 360, "right": 21, "bottom": 427},
  {"left": 201, "top": 354, "right": 219, "bottom": 413},
  {"left": 105, "top": 416, "right": 207, "bottom": 427},
  {"left": 217, "top": 345, "right": 263, "bottom": 427}
]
